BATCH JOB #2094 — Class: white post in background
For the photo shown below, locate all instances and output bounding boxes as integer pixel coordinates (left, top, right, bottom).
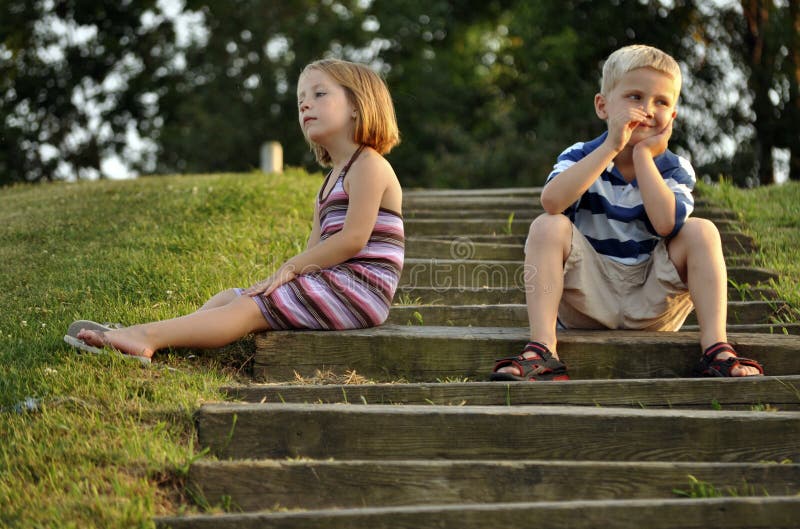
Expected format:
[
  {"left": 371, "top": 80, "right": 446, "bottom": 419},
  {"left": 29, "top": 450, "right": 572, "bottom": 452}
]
[{"left": 260, "top": 141, "right": 283, "bottom": 174}]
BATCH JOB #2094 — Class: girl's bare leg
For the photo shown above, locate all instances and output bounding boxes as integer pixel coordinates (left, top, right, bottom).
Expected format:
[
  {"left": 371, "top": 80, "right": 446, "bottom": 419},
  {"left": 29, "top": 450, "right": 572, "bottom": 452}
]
[
  {"left": 77, "top": 295, "right": 270, "bottom": 359},
  {"left": 198, "top": 288, "right": 239, "bottom": 311}
]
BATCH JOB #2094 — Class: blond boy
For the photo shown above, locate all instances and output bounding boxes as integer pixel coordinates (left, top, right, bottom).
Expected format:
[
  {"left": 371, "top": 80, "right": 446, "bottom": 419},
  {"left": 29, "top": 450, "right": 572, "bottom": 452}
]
[{"left": 490, "top": 44, "right": 764, "bottom": 381}]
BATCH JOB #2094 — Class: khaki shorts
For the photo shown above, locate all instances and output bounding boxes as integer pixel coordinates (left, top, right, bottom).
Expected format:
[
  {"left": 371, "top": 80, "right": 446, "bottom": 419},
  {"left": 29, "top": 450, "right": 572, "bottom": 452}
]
[{"left": 558, "top": 225, "right": 693, "bottom": 331}]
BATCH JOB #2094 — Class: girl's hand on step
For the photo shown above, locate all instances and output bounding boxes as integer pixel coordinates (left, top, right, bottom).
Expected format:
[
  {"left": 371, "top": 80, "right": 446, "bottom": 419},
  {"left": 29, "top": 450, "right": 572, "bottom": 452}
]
[{"left": 243, "top": 265, "right": 298, "bottom": 297}]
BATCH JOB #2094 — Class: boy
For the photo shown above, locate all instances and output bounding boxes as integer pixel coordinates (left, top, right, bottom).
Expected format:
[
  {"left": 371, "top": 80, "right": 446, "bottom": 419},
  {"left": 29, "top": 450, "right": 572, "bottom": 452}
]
[{"left": 490, "top": 44, "right": 764, "bottom": 381}]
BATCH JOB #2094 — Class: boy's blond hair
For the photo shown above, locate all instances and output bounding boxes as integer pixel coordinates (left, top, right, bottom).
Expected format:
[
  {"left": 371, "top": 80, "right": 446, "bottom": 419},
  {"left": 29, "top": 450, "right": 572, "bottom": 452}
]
[
  {"left": 301, "top": 58, "right": 400, "bottom": 166},
  {"left": 600, "top": 45, "right": 682, "bottom": 97}
]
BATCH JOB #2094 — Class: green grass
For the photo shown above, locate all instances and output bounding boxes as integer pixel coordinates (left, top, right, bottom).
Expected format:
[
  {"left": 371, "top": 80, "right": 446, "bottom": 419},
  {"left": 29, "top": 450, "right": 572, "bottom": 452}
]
[
  {"left": 672, "top": 474, "right": 766, "bottom": 498},
  {"left": 1, "top": 174, "right": 799, "bottom": 527},
  {"left": 0, "top": 169, "right": 320, "bottom": 527},
  {"left": 697, "top": 179, "right": 800, "bottom": 312}
]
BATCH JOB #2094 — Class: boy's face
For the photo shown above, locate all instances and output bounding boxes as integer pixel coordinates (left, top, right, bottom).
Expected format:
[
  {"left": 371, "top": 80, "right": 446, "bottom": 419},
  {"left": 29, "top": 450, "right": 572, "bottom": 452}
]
[{"left": 595, "top": 67, "right": 679, "bottom": 147}]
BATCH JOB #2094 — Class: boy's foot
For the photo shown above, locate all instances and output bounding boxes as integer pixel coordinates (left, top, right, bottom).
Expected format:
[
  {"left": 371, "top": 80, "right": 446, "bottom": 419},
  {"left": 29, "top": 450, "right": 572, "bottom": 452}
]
[
  {"left": 71, "top": 325, "right": 154, "bottom": 364},
  {"left": 489, "top": 341, "right": 569, "bottom": 382},
  {"left": 693, "top": 342, "right": 764, "bottom": 377}
]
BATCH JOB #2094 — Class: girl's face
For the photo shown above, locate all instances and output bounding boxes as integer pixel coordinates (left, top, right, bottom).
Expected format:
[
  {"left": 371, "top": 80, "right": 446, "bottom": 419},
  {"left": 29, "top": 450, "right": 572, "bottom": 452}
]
[{"left": 297, "top": 68, "right": 356, "bottom": 145}]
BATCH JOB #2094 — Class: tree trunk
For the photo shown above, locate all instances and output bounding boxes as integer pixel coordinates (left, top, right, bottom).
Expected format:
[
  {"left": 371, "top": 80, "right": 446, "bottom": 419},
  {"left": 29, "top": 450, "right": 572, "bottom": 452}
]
[
  {"left": 788, "top": 0, "right": 800, "bottom": 181},
  {"left": 742, "top": 0, "right": 775, "bottom": 185}
]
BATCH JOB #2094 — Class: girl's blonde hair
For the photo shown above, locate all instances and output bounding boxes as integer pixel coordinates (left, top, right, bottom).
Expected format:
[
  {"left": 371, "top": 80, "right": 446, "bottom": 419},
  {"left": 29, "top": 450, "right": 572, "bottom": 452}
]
[
  {"left": 301, "top": 58, "right": 400, "bottom": 166},
  {"left": 600, "top": 44, "right": 682, "bottom": 97}
]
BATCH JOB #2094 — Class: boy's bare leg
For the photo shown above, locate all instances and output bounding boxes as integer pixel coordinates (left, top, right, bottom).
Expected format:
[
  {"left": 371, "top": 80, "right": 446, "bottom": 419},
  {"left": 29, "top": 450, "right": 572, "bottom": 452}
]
[
  {"left": 497, "top": 213, "right": 572, "bottom": 375},
  {"left": 667, "top": 217, "right": 759, "bottom": 376},
  {"left": 76, "top": 295, "right": 270, "bottom": 359}
]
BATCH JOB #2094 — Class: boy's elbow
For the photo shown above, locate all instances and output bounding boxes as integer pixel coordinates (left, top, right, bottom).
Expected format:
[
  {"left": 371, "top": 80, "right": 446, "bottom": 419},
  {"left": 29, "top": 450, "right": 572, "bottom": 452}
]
[
  {"left": 654, "top": 221, "right": 676, "bottom": 238},
  {"left": 539, "top": 194, "right": 563, "bottom": 215}
]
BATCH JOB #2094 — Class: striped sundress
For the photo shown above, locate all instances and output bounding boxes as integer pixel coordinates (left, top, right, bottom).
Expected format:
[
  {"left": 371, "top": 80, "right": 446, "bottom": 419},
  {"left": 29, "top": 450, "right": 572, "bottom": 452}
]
[{"left": 246, "top": 146, "right": 404, "bottom": 330}]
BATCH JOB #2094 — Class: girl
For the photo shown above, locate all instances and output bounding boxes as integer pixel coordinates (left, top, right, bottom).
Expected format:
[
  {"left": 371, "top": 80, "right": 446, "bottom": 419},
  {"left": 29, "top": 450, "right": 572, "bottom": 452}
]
[{"left": 64, "top": 59, "right": 404, "bottom": 364}]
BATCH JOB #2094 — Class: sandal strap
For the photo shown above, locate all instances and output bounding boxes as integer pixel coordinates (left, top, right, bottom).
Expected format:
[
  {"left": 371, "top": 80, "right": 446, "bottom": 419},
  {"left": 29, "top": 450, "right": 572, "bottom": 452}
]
[
  {"left": 492, "top": 341, "right": 567, "bottom": 377},
  {"left": 694, "top": 342, "right": 764, "bottom": 377},
  {"left": 702, "top": 341, "right": 736, "bottom": 359}
]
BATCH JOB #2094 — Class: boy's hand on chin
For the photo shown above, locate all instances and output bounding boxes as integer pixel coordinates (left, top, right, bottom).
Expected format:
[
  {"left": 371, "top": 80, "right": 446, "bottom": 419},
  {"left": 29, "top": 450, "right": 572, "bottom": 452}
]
[
  {"left": 606, "top": 107, "right": 650, "bottom": 153},
  {"left": 634, "top": 120, "right": 673, "bottom": 159}
]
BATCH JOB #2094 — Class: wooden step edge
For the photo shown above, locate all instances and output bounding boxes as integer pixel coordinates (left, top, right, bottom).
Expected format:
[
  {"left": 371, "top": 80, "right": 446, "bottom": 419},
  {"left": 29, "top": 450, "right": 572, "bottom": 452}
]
[
  {"left": 185, "top": 459, "right": 800, "bottom": 512},
  {"left": 220, "top": 376, "right": 800, "bottom": 409},
  {"left": 682, "top": 323, "right": 800, "bottom": 334},
  {"left": 195, "top": 402, "right": 800, "bottom": 461},
  {"left": 404, "top": 187, "right": 543, "bottom": 197},
  {"left": 155, "top": 496, "right": 800, "bottom": 529},
  {"left": 396, "top": 285, "right": 782, "bottom": 303},
  {"left": 403, "top": 206, "right": 738, "bottom": 216},
  {"left": 387, "top": 301, "right": 789, "bottom": 327},
  {"left": 253, "top": 326, "right": 800, "bottom": 380},
  {"left": 399, "top": 259, "right": 778, "bottom": 285},
  {"left": 404, "top": 234, "right": 755, "bottom": 260}
]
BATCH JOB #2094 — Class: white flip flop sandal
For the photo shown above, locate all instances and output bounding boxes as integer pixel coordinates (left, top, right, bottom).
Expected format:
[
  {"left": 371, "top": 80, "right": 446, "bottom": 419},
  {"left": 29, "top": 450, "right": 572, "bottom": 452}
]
[
  {"left": 65, "top": 320, "right": 122, "bottom": 340},
  {"left": 64, "top": 330, "right": 150, "bottom": 365}
]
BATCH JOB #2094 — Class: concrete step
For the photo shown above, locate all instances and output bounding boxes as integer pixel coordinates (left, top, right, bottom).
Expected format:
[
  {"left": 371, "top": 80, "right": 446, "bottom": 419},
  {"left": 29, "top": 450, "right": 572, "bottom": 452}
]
[
  {"left": 388, "top": 301, "right": 788, "bottom": 327},
  {"left": 399, "top": 258, "right": 777, "bottom": 289},
  {"left": 253, "top": 326, "right": 800, "bottom": 381},
  {"left": 184, "top": 459, "right": 800, "bottom": 512},
  {"left": 155, "top": 496, "right": 800, "bottom": 529},
  {"left": 194, "top": 402, "right": 800, "bottom": 462},
  {"left": 223, "top": 376, "right": 800, "bottom": 410}
]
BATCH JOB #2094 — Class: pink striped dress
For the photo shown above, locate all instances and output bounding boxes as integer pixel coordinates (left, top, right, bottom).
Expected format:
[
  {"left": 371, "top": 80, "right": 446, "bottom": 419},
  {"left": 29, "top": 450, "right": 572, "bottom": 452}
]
[{"left": 244, "top": 147, "right": 404, "bottom": 330}]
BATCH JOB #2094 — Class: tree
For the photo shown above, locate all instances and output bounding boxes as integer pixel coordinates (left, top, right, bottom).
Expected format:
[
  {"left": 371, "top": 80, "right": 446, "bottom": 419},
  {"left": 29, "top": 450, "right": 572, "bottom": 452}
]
[
  {"left": 3, "top": 0, "right": 797, "bottom": 187},
  {"left": 0, "top": 0, "right": 201, "bottom": 184},
  {"left": 155, "top": 0, "right": 374, "bottom": 175},
  {"left": 697, "top": 0, "right": 799, "bottom": 185},
  {"left": 775, "top": 0, "right": 800, "bottom": 181}
]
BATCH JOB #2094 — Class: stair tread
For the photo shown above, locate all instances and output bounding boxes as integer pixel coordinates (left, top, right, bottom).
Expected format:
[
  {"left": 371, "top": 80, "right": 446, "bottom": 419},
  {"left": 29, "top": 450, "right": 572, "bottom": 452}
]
[
  {"left": 184, "top": 459, "right": 800, "bottom": 512},
  {"left": 253, "top": 326, "right": 800, "bottom": 380},
  {"left": 155, "top": 496, "right": 800, "bottom": 529},
  {"left": 196, "top": 401, "right": 800, "bottom": 461},
  {"left": 221, "top": 375, "right": 800, "bottom": 408}
]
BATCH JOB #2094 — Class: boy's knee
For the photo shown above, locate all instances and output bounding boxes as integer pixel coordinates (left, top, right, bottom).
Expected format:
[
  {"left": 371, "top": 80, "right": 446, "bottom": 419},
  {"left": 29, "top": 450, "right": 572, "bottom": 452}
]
[
  {"left": 528, "top": 213, "right": 572, "bottom": 242},
  {"left": 526, "top": 213, "right": 572, "bottom": 258},
  {"left": 682, "top": 217, "right": 721, "bottom": 244}
]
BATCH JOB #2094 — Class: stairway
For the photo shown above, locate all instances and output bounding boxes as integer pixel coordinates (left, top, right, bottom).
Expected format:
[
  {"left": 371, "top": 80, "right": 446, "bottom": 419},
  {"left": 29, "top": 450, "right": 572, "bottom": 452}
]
[{"left": 156, "top": 187, "right": 800, "bottom": 528}]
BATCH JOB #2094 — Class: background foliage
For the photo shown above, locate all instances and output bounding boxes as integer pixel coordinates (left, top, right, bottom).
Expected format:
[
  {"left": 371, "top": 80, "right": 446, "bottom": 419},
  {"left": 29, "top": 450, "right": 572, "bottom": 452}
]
[{"left": 1, "top": 0, "right": 798, "bottom": 187}]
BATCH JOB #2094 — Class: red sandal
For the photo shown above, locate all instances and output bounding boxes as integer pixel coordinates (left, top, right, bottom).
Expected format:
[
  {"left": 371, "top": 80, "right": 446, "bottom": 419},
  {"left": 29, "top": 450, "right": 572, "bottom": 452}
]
[
  {"left": 692, "top": 342, "right": 764, "bottom": 377},
  {"left": 490, "top": 341, "right": 570, "bottom": 382}
]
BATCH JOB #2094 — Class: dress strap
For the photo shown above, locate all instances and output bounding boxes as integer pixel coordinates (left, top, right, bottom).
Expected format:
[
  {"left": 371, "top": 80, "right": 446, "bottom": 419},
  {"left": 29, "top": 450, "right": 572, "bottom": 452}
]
[
  {"left": 341, "top": 144, "right": 365, "bottom": 176},
  {"left": 318, "top": 145, "right": 365, "bottom": 202}
]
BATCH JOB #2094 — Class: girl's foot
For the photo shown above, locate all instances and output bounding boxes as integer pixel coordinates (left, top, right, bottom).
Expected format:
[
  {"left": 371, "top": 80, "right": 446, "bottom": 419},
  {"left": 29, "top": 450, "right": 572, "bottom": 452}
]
[{"left": 76, "top": 327, "right": 154, "bottom": 362}]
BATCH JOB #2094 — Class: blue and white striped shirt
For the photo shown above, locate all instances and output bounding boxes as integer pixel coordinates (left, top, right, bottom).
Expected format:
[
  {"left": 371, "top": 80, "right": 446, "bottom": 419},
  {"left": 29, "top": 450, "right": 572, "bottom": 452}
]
[{"left": 546, "top": 132, "right": 695, "bottom": 265}]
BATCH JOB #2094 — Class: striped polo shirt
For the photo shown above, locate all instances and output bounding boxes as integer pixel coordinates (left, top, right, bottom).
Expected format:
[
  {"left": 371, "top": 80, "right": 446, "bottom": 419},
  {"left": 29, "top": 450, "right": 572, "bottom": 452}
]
[{"left": 546, "top": 131, "right": 695, "bottom": 265}]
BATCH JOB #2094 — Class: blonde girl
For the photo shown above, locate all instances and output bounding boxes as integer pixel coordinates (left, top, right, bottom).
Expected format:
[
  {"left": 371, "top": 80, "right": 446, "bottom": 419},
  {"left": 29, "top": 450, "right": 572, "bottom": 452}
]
[{"left": 65, "top": 59, "right": 403, "bottom": 364}]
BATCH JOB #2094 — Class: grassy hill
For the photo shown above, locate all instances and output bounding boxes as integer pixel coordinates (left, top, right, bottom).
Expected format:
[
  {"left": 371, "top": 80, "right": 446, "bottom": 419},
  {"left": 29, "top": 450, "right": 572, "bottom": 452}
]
[
  {"left": 697, "top": 180, "right": 800, "bottom": 311},
  {"left": 0, "top": 172, "right": 798, "bottom": 527},
  {"left": 0, "top": 169, "right": 320, "bottom": 527}
]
